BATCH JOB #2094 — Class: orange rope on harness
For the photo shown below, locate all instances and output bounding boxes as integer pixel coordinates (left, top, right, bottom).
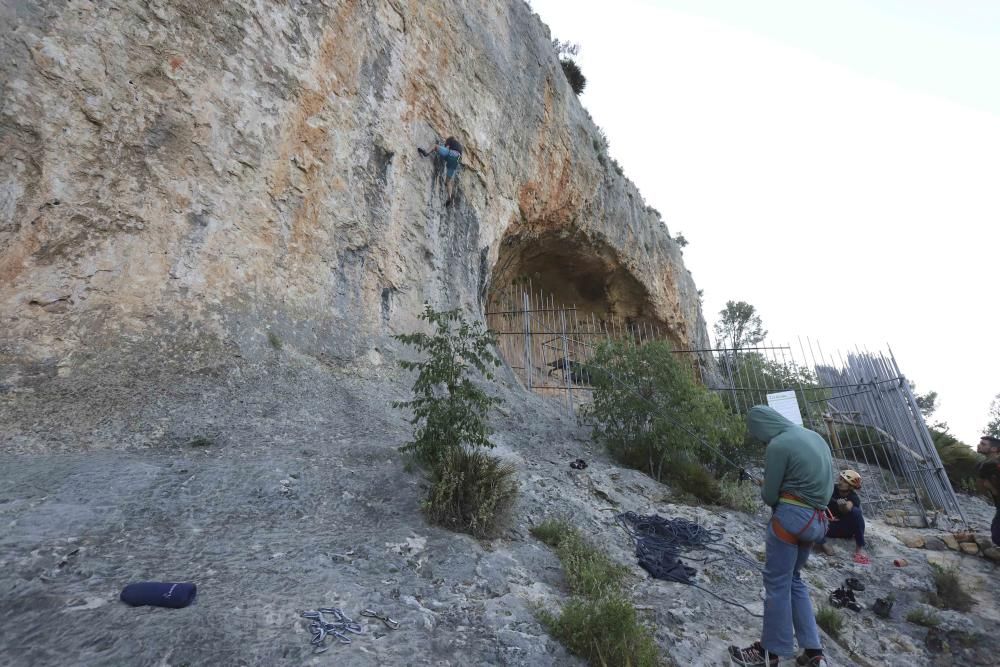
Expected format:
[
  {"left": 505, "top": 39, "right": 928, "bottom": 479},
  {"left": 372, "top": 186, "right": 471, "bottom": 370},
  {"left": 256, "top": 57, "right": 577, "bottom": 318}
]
[{"left": 771, "top": 493, "right": 831, "bottom": 545}]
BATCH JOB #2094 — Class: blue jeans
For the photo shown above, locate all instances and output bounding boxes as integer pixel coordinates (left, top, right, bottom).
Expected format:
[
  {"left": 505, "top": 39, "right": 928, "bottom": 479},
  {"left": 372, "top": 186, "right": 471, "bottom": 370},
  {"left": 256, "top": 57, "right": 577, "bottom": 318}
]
[
  {"left": 761, "top": 503, "right": 828, "bottom": 657},
  {"left": 818, "top": 506, "right": 865, "bottom": 548}
]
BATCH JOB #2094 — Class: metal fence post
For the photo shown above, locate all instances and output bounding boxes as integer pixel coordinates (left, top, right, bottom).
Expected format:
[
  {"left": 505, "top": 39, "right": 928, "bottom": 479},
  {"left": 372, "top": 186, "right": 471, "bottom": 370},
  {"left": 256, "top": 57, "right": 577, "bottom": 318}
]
[
  {"left": 560, "top": 307, "right": 574, "bottom": 415},
  {"left": 522, "top": 291, "right": 532, "bottom": 391}
]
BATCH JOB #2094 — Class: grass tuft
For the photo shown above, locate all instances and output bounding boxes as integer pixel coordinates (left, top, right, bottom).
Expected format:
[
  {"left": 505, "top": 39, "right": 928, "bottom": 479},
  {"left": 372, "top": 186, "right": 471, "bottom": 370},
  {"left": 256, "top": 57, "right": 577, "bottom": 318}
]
[
  {"left": 815, "top": 606, "right": 844, "bottom": 639},
  {"left": 539, "top": 596, "right": 660, "bottom": 667},
  {"left": 423, "top": 448, "right": 518, "bottom": 540},
  {"left": 927, "top": 563, "right": 975, "bottom": 612},
  {"left": 532, "top": 520, "right": 661, "bottom": 665},
  {"left": 530, "top": 520, "right": 628, "bottom": 598},
  {"left": 267, "top": 331, "right": 282, "bottom": 350},
  {"left": 906, "top": 607, "right": 941, "bottom": 627},
  {"left": 530, "top": 519, "right": 571, "bottom": 548}
]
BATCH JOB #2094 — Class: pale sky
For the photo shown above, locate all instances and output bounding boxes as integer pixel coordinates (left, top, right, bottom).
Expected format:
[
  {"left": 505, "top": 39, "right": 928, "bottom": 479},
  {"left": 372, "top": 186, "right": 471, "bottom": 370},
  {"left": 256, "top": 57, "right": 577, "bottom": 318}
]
[{"left": 529, "top": 0, "right": 1000, "bottom": 445}]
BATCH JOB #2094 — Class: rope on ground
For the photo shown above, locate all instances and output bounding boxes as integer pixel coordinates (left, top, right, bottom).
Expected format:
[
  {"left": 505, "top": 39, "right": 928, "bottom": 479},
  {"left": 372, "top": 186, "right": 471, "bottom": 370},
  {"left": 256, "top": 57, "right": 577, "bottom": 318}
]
[{"left": 616, "top": 511, "right": 764, "bottom": 618}]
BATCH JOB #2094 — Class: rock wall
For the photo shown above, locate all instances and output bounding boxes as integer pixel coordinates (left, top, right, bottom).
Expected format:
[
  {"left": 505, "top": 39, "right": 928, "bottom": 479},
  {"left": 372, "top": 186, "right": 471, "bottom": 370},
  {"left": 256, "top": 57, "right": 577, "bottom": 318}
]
[{"left": 0, "top": 0, "right": 707, "bottom": 400}]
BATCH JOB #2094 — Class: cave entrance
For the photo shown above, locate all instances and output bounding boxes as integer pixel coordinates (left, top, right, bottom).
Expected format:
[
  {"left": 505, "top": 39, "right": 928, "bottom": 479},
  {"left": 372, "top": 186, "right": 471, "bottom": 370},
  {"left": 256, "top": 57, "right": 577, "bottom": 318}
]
[{"left": 486, "top": 227, "right": 678, "bottom": 406}]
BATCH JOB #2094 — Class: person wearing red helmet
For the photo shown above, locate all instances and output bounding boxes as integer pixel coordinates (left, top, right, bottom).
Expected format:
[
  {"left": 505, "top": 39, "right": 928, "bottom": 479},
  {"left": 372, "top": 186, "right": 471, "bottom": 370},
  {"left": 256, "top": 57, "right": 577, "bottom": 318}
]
[{"left": 815, "top": 469, "right": 869, "bottom": 564}]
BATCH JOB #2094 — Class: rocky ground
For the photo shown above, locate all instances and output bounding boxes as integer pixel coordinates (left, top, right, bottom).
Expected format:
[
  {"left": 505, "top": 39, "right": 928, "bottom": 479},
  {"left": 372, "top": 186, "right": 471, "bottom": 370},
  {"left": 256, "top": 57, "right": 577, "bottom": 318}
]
[{"left": 2, "top": 351, "right": 998, "bottom": 666}]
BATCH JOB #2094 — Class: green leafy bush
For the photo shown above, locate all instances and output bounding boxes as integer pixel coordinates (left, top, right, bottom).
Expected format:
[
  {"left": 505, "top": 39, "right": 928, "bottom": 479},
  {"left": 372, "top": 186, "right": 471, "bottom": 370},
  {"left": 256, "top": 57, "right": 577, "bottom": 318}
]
[
  {"left": 669, "top": 458, "right": 722, "bottom": 504},
  {"left": 927, "top": 563, "right": 975, "bottom": 612},
  {"left": 424, "top": 447, "right": 518, "bottom": 539},
  {"left": 393, "top": 305, "right": 501, "bottom": 464},
  {"left": 930, "top": 429, "right": 983, "bottom": 493},
  {"left": 815, "top": 606, "right": 844, "bottom": 639},
  {"left": 717, "top": 475, "right": 760, "bottom": 514},
  {"left": 539, "top": 596, "right": 660, "bottom": 667},
  {"left": 586, "top": 340, "right": 746, "bottom": 483}
]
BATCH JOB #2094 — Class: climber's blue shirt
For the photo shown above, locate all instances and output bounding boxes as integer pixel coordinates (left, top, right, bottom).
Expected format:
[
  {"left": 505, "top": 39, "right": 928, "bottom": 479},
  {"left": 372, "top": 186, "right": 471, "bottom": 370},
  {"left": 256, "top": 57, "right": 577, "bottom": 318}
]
[{"left": 437, "top": 145, "right": 461, "bottom": 178}]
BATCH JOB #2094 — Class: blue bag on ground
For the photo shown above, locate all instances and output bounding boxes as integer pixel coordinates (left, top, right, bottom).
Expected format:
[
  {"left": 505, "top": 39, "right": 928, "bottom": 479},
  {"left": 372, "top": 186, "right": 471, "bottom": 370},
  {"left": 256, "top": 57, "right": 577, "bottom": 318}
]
[{"left": 120, "top": 582, "right": 197, "bottom": 608}]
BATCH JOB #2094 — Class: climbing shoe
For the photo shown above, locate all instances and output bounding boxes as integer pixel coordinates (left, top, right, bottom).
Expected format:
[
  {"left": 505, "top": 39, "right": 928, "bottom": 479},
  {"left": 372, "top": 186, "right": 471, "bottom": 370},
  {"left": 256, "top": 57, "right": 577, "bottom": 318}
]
[
  {"left": 796, "top": 653, "right": 829, "bottom": 666},
  {"left": 873, "top": 597, "right": 894, "bottom": 618},
  {"left": 569, "top": 458, "right": 588, "bottom": 470},
  {"left": 417, "top": 147, "right": 430, "bottom": 157},
  {"left": 828, "top": 587, "right": 846, "bottom": 608},
  {"left": 728, "top": 641, "right": 778, "bottom": 666},
  {"left": 845, "top": 577, "right": 865, "bottom": 592},
  {"left": 829, "top": 586, "right": 862, "bottom": 611}
]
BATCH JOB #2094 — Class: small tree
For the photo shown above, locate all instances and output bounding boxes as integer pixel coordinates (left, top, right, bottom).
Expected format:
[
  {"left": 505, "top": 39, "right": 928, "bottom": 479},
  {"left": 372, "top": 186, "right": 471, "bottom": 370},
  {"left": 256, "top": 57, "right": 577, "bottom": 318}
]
[
  {"left": 713, "top": 300, "right": 767, "bottom": 352},
  {"left": 908, "top": 381, "right": 939, "bottom": 420},
  {"left": 552, "top": 39, "right": 580, "bottom": 58},
  {"left": 909, "top": 381, "right": 948, "bottom": 431},
  {"left": 393, "top": 305, "right": 501, "bottom": 463},
  {"left": 394, "top": 306, "right": 517, "bottom": 538},
  {"left": 984, "top": 393, "right": 1000, "bottom": 438},
  {"left": 674, "top": 233, "right": 688, "bottom": 248}
]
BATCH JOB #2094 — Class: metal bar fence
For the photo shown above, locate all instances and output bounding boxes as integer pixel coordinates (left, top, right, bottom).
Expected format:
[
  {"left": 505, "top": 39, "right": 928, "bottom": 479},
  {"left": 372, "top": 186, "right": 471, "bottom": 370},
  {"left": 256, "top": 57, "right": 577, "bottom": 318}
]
[{"left": 484, "top": 286, "right": 966, "bottom": 526}]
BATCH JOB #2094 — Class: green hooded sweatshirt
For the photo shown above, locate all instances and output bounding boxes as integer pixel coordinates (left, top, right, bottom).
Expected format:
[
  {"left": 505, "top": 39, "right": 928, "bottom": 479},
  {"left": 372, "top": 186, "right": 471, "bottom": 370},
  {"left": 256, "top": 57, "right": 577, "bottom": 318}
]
[{"left": 749, "top": 405, "right": 833, "bottom": 509}]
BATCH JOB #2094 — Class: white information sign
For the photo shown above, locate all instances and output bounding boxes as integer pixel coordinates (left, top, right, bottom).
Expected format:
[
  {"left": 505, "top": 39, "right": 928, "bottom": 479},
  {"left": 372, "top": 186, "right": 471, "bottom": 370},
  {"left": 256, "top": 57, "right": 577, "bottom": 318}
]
[{"left": 767, "top": 391, "right": 803, "bottom": 426}]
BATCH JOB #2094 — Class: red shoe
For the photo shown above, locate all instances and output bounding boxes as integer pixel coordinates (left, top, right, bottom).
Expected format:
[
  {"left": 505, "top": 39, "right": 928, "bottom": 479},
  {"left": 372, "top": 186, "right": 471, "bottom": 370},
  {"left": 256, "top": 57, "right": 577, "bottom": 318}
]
[{"left": 853, "top": 552, "right": 871, "bottom": 565}]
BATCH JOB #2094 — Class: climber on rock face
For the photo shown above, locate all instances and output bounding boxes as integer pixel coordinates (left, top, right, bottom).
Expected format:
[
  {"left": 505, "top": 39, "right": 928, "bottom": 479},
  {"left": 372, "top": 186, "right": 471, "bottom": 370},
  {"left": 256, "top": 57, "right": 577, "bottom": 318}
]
[{"left": 418, "top": 136, "right": 463, "bottom": 206}]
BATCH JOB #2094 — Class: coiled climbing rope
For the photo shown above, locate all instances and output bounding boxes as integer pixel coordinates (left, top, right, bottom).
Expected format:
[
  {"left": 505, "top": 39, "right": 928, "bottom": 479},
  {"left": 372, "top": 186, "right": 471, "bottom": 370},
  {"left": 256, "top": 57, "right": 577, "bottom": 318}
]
[{"left": 616, "top": 512, "right": 764, "bottom": 617}]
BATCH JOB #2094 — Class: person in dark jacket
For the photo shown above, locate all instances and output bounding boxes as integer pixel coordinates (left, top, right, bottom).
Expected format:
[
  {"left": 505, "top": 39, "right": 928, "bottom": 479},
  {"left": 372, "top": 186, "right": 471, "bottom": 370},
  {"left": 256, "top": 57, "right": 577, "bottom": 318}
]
[
  {"left": 815, "top": 469, "right": 869, "bottom": 564},
  {"left": 977, "top": 435, "right": 1000, "bottom": 545}
]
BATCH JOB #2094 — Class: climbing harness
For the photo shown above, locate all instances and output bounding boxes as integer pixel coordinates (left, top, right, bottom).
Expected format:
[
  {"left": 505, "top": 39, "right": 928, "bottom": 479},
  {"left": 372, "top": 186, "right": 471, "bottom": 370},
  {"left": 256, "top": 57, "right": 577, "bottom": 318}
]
[
  {"left": 301, "top": 607, "right": 365, "bottom": 653},
  {"left": 770, "top": 493, "right": 830, "bottom": 546},
  {"left": 616, "top": 512, "right": 763, "bottom": 617}
]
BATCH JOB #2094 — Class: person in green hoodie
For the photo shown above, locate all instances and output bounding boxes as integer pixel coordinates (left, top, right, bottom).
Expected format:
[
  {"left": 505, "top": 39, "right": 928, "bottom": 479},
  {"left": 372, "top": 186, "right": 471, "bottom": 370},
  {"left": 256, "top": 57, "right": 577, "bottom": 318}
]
[{"left": 729, "top": 406, "right": 834, "bottom": 667}]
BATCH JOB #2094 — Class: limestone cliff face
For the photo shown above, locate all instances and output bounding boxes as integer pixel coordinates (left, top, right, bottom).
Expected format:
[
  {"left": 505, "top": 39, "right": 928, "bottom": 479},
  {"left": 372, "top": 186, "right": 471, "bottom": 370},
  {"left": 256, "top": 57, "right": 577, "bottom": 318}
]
[{"left": 0, "top": 0, "right": 708, "bottom": 391}]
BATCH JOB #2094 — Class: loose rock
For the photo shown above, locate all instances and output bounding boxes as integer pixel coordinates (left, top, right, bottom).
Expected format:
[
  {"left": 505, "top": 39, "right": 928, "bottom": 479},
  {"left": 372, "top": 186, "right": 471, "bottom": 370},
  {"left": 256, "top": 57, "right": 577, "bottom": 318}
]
[{"left": 924, "top": 537, "right": 947, "bottom": 551}]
